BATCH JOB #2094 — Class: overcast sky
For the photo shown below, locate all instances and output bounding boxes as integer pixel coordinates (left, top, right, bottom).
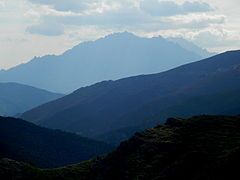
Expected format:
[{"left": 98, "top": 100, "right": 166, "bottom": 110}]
[{"left": 0, "top": 0, "right": 239, "bottom": 69}]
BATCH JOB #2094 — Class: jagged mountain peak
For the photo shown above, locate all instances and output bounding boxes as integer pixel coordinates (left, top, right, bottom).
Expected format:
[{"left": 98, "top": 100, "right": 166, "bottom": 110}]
[{"left": 0, "top": 32, "right": 211, "bottom": 93}]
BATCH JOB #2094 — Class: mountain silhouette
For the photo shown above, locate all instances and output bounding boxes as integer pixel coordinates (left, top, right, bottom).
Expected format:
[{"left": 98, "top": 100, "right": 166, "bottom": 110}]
[
  {"left": 21, "top": 50, "right": 240, "bottom": 144},
  {"left": 0, "top": 32, "right": 211, "bottom": 93}
]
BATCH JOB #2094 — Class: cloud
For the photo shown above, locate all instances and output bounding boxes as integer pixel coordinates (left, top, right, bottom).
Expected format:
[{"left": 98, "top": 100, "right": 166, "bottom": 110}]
[
  {"left": 47, "top": 12, "right": 224, "bottom": 32},
  {"left": 164, "top": 14, "right": 226, "bottom": 29},
  {"left": 140, "top": 0, "right": 214, "bottom": 16},
  {"left": 25, "top": 0, "right": 222, "bottom": 37},
  {"left": 190, "top": 28, "right": 240, "bottom": 50},
  {"left": 28, "top": 0, "right": 89, "bottom": 12},
  {"left": 29, "top": 0, "right": 214, "bottom": 16},
  {"left": 0, "top": 1, "right": 5, "bottom": 8},
  {"left": 26, "top": 21, "right": 64, "bottom": 36},
  {"left": 28, "top": 0, "right": 131, "bottom": 14}
]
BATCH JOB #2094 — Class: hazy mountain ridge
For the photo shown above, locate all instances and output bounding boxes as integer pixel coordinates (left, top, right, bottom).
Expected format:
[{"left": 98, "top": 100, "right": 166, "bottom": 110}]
[
  {"left": 21, "top": 50, "right": 240, "bottom": 143},
  {"left": 0, "top": 32, "right": 210, "bottom": 93},
  {"left": 167, "top": 37, "right": 216, "bottom": 58},
  {"left": 1, "top": 115, "right": 240, "bottom": 180},
  {"left": 0, "top": 82, "right": 63, "bottom": 116},
  {"left": 0, "top": 116, "right": 113, "bottom": 168}
]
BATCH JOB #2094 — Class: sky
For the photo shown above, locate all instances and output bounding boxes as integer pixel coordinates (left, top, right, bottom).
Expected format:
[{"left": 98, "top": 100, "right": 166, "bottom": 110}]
[{"left": 0, "top": 0, "right": 239, "bottom": 69}]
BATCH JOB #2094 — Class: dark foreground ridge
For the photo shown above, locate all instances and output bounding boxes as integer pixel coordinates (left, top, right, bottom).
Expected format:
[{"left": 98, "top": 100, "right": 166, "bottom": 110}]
[
  {"left": 0, "top": 116, "right": 113, "bottom": 168},
  {"left": 1, "top": 115, "right": 240, "bottom": 180}
]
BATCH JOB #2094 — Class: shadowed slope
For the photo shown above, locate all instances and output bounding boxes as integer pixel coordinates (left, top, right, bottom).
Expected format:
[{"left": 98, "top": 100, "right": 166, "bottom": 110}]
[
  {"left": 22, "top": 50, "right": 240, "bottom": 141},
  {"left": 1, "top": 115, "right": 240, "bottom": 180},
  {"left": 0, "top": 116, "right": 113, "bottom": 168}
]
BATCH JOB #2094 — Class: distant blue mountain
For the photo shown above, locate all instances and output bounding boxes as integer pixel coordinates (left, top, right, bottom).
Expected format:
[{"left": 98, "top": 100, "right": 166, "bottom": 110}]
[
  {"left": 0, "top": 82, "right": 63, "bottom": 116},
  {"left": 0, "top": 32, "right": 211, "bottom": 93}
]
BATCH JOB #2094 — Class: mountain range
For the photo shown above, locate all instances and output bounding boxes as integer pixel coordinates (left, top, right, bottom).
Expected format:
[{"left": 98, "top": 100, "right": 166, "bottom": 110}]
[
  {"left": 21, "top": 50, "right": 240, "bottom": 145},
  {"left": 0, "top": 32, "right": 212, "bottom": 93},
  {"left": 0, "top": 34, "right": 239, "bottom": 179},
  {"left": 0, "top": 116, "right": 113, "bottom": 168},
  {"left": 1, "top": 115, "right": 240, "bottom": 180},
  {"left": 0, "top": 83, "right": 63, "bottom": 116}
]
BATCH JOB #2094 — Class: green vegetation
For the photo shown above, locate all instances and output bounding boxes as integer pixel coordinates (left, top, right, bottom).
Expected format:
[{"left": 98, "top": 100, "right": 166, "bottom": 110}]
[{"left": 1, "top": 115, "right": 240, "bottom": 179}]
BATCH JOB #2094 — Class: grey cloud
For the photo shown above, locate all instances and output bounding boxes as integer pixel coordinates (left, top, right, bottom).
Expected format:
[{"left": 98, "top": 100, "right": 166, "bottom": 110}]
[
  {"left": 44, "top": 12, "right": 224, "bottom": 30},
  {"left": 28, "top": 5, "right": 148, "bottom": 27},
  {"left": 29, "top": 0, "right": 213, "bottom": 16},
  {"left": 26, "top": 13, "right": 224, "bottom": 36},
  {"left": 26, "top": 0, "right": 222, "bottom": 37},
  {"left": 26, "top": 21, "right": 64, "bottom": 36},
  {"left": 140, "top": 0, "right": 213, "bottom": 16},
  {"left": 28, "top": 0, "right": 89, "bottom": 12},
  {"left": 192, "top": 30, "right": 240, "bottom": 49}
]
